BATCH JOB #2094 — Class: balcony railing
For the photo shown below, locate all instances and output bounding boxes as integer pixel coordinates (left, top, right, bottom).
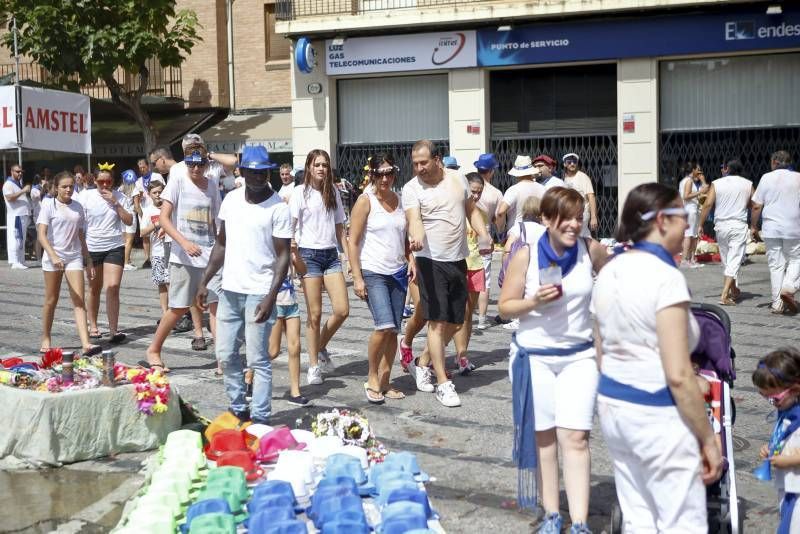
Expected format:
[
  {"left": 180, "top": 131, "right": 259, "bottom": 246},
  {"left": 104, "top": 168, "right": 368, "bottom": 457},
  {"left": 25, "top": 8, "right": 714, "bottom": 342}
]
[
  {"left": 0, "top": 58, "right": 182, "bottom": 101},
  {"left": 276, "top": 0, "right": 486, "bottom": 21}
]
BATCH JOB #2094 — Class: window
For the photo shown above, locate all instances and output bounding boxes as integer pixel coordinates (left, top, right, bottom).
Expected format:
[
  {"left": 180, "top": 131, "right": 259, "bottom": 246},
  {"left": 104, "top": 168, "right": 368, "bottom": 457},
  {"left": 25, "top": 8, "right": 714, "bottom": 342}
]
[{"left": 265, "top": 4, "right": 291, "bottom": 62}]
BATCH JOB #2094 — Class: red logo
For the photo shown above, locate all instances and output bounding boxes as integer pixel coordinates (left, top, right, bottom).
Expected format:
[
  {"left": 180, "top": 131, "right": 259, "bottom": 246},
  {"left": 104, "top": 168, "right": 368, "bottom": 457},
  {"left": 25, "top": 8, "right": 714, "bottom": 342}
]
[{"left": 431, "top": 33, "right": 467, "bottom": 66}]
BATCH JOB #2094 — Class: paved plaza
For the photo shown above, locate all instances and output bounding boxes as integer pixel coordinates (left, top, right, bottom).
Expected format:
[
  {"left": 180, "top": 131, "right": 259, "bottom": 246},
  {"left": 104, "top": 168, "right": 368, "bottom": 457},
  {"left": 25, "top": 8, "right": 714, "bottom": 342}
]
[{"left": 0, "top": 251, "right": 794, "bottom": 533}]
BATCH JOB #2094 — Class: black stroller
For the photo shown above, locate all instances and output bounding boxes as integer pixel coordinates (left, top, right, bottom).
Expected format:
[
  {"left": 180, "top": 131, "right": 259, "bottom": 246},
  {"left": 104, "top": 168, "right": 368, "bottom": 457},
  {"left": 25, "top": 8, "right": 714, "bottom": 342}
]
[{"left": 609, "top": 303, "right": 740, "bottom": 534}]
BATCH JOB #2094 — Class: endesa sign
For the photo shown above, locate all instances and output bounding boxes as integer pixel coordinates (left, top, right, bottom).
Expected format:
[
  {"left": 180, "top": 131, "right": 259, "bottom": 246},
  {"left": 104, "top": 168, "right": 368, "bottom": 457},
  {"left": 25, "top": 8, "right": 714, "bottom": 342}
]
[{"left": 0, "top": 86, "right": 92, "bottom": 154}]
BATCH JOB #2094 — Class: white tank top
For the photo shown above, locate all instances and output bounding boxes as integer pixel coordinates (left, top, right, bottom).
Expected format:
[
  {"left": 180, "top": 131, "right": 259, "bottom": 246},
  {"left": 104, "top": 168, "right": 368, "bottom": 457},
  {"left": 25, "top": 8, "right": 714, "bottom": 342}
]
[
  {"left": 516, "top": 235, "right": 594, "bottom": 352},
  {"left": 713, "top": 175, "right": 752, "bottom": 223},
  {"left": 680, "top": 176, "right": 701, "bottom": 213},
  {"left": 360, "top": 191, "right": 407, "bottom": 275}
]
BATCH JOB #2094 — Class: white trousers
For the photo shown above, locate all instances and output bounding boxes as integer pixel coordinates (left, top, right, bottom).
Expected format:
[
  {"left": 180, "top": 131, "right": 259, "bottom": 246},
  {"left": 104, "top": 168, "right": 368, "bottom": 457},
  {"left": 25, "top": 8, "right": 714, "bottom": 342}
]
[
  {"left": 5, "top": 213, "right": 29, "bottom": 265},
  {"left": 764, "top": 238, "right": 800, "bottom": 307},
  {"left": 599, "top": 400, "right": 707, "bottom": 533},
  {"left": 715, "top": 220, "right": 748, "bottom": 279}
]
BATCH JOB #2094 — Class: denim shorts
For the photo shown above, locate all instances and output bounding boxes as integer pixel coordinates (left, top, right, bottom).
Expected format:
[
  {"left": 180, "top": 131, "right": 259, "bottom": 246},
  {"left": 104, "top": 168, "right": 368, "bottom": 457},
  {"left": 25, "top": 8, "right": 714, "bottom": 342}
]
[
  {"left": 298, "top": 247, "right": 341, "bottom": 278},
  {"left": 363, "top": 269, "right": 406, "bottom": 332},
  {"left": 276, "top": 303, "right": 300, "bottom": 319}
]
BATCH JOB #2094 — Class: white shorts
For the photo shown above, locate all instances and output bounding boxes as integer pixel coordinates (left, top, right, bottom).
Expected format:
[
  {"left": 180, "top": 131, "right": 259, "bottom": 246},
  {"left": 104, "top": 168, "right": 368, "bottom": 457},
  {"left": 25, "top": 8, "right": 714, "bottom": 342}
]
[
  {"left": 509, "top": 343, "right": 599, "bottom": 431},
  {"left": 684, "top": 208, "right": 700, "bottom": 238},
  {"left": 598, "top": 399, "right": 707, "bottom": 533},
  {"left": 42, "top": 253, "right": 83, "bottom": 272},
  {"left": 123, "top": 220, "right": 137, "bottom": 234},
  {"left": 481, "top": 254, "right": 493, "bottom": 293}
]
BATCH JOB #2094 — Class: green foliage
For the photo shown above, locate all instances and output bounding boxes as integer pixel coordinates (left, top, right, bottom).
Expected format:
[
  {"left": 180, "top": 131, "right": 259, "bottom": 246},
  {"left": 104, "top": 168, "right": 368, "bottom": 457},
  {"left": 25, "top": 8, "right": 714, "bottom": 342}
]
[{"left": 0, "top": 0, "right": 200, "bottom": 89}]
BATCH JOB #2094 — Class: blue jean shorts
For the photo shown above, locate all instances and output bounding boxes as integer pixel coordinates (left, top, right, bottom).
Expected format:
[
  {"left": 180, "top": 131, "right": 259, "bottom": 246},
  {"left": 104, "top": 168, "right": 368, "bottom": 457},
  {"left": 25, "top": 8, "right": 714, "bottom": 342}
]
[
  {"left": 298, "top": 247, "right": 342, "bottom": 278},
  {"left": 363, "top": 269, "right": 406, "bottom": 332},
  {"left": 276, "top": 303, "right": 300, "bottom": 319}
]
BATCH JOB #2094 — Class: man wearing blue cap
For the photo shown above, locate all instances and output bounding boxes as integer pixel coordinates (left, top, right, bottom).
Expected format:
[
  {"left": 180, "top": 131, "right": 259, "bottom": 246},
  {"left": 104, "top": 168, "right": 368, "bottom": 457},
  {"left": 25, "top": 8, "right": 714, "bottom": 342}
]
[
  {"left": 443, "top": 156, "right": 460, "bottom": 170},
  {"left": 197, "top": 145, "right": 292, "bottom": 424},
  {"left": 473, "top": 153, "right": 503, "bottom": 330}
]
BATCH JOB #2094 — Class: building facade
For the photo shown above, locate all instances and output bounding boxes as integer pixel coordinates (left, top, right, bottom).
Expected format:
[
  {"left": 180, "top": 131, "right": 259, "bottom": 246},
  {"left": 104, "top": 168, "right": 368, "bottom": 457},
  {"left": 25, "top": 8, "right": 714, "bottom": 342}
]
[{"left": 278, "top": 0, "right": 800, "bottom": 236}]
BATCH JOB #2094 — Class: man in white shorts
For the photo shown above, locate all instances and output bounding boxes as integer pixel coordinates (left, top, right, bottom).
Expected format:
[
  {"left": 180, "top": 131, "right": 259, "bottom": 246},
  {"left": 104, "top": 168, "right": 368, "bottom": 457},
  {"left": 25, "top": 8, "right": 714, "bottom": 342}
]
[
  {"left": 473, "top": 153, "right": 503, "bottom": 330},
  {"left": 752, "top": 150, "right": 800, "bottom": 314}
]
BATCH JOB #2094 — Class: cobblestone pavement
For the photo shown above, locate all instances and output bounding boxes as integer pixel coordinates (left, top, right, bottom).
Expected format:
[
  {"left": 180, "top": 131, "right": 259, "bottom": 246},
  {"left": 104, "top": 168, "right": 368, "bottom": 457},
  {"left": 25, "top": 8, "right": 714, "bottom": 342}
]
[{"left": 0, "top": 252, "right": 793, "bottom": 533}]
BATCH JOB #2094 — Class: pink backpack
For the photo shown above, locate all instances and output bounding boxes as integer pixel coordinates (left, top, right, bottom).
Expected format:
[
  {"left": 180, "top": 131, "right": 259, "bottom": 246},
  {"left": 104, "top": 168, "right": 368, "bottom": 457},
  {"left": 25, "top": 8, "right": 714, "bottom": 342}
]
[{"left": 497, "top": 222, "right": 528, "bottom": 289}]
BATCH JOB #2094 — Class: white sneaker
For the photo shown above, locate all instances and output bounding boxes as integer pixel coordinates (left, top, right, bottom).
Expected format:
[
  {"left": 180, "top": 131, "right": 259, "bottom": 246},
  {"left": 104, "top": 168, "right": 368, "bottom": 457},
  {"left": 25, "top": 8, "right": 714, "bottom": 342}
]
[
  {"left": 475, "top": 316, "right": 488, "bottom": 330},
  {"left": 10, "top": 263, "right": 28, "bottom": 269},
  {"left": 435, "top": 380, "right": 461, "bottom": 407},
  {"left": 306, "top": 365, "right": 323, "bottom": 385},
  {"left": 123, "top": 263, "right": 137, "bottom": 271},
  {"left": 318, "top": 348, "right": 336, "bottom": 374},
  {"left": 408, "top": 357, "right": 434, "bottom": 393},
  {"left": 502, "top": 318, "right": 520, "bottom": 331}
]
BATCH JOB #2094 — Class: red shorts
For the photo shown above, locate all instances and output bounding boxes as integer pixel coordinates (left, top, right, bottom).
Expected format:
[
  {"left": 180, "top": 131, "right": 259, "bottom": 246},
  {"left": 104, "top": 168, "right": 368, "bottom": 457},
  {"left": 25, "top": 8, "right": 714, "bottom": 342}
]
[{"left": 466, "top": 268, "right": 486, "bottom": 293}]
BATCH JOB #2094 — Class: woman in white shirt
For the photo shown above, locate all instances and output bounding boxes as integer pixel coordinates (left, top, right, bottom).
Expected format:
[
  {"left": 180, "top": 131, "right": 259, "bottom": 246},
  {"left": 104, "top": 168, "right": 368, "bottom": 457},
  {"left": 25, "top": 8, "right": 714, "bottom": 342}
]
[
  {"left": 83, "top": 167, "right": 134, "bottom": 344},
  {"left": 679, "top": 161, "right": 709, "bottom": 268},
  {"left": 498, "top": 187, "right": 607, "bottom": 534},
  {"left": 37, "top": 171, "right": 100, "bottom": 356},
  {"left": 593, "top": 183, "right": 722, "bottom": 532},
  {"left": 348, "top": 153, "right": 409, "bottom": 403},
  {"left": 289, "top": 149, "right": 349, "bottom": 386}
]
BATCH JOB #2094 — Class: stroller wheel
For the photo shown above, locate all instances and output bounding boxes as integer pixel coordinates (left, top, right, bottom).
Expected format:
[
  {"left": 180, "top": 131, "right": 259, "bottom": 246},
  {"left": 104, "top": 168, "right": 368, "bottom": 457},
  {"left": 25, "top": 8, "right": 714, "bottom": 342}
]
[{"left": 610, "top": 503, "right": 623, "bottom": 534}]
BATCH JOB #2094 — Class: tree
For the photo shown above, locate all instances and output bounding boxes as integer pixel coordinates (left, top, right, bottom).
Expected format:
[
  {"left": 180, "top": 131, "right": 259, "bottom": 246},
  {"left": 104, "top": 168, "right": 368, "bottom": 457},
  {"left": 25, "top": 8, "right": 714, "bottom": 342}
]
[{"left": 0, "top": 0, "right": 201, "bottom": 155}]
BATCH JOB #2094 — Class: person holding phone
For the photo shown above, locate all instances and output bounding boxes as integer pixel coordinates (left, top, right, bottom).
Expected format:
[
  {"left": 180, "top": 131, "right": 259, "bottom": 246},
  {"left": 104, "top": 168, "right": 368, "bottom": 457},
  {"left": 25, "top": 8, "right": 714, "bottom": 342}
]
[{"left": 498, "top": 187, "right": 607, "bottom": 534}]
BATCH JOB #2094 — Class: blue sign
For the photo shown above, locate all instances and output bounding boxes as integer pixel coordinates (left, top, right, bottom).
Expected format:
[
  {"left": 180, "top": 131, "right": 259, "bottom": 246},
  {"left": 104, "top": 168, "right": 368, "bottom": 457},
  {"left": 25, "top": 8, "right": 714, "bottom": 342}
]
[
  {"left": 477, "top": 9, "right": 800, "bottom": 67},
  {"left": 295, "top": 37, "right": 317, "bottom": 73}
]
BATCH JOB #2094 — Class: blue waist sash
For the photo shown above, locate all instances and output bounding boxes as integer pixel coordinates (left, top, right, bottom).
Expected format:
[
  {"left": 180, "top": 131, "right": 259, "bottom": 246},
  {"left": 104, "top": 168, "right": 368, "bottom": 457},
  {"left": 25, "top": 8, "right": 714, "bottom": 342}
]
[
  {"left": 513, "top": 339, "right": 594, "bottom": 357},
  {"left": 598, "top": 374, "right": 676, "bottom": 407}
]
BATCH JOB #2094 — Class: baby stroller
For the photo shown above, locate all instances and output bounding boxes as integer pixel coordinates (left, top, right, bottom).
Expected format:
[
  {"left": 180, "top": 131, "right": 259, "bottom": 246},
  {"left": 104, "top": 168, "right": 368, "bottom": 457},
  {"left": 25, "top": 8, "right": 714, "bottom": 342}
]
[{"left": 609, "top": 303, "right": 740, "bottom": 534}]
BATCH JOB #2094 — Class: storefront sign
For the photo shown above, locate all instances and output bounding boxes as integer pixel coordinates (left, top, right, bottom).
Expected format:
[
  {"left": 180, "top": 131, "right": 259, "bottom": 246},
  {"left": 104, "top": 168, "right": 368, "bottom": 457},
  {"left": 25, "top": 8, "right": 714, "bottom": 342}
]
[
  {"left": 0, "top": 86, "right": 92, "bottom": 154},
  {"left": 93, "top": 143, "right": 146, "bottom": 157},
  {"left": 326, "top": 31, "right": 477, "bottom": 75},
  {"left": 206, "top": 139, "right": 292, "bottom": 154},
  {"left": 477, "top": 9, "right": 800, "bottom": 67}
]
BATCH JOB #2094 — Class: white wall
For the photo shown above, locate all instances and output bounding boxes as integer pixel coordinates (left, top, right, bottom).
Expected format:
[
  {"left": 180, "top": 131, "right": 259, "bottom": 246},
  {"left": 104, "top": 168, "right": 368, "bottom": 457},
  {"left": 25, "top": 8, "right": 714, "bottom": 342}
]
[
  {"left": 448, "top": 68, "right": 489, "bottom": 170},
  {"left": 290, "top": 40, "right": 336, "bottom": 168},
  {"left": 616, "top": 58, "right": 659, "bottom": 214}
]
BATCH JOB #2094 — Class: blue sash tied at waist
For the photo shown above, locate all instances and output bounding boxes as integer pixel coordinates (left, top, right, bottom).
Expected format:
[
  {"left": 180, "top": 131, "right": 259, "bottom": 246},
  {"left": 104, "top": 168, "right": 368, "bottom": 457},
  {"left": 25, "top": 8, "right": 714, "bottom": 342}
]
[{"left": 598, "top": 374, "right": 676, "bottom": 407}]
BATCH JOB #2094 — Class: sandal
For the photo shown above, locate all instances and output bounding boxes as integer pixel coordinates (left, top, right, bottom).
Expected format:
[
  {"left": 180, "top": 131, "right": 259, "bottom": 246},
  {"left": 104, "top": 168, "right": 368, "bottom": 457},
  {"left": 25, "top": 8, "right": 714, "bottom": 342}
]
[
  {"left": 82, "top": 345, "right": 102, "bottom": 357},
  {"left": 137, "top": 359, "right": 171, "bottom": 373},
  {"left": 89, "top": 331, "right": 102, "bottom": 339},
  {"left": 383, "top": 388, "right": 406, "bottom": 400},
  {"left": 191, "top": 337, "right": 208, "bottom": 351},
  {"left": 109, "top": 332, "right": 127, "bottom": 344},
  {"left": 718, "top": 298, "right": 736, "bottom": 306},
  {"left": 363, "top": 383, "right": 385, "bottom": 404}
]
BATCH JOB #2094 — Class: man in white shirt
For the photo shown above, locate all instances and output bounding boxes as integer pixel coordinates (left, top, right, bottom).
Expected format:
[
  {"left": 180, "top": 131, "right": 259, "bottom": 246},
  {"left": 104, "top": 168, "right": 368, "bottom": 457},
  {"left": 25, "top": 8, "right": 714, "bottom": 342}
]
[
  {"left": 3, "top": 165, "right": 31, "bottom": 268},
  {"left": 473, "top": 153, "right": 503, "bottom": 330},
  {"left": 496, "top": 155, "right": 546, "bottom": 232},
  {"left": 198, "top": 145, "right": 292, "bottom": 424},
  {"left": 562, "top": 153, "right": 598, "bottom": 237},
  {"left": 277, "top": 163, "right": 295, "bottom": 203},
  {"left": 752, "top": 150, "right": 800, "bottom": 314},
  {"left": 533, "top": 155, "right": 565, "bottom": 190},
  {"left": 403, "top": 140, "right": 492, "bottom": 407},
  {"left": 698, "top": 159, "right": 753, "bottom": 306}
]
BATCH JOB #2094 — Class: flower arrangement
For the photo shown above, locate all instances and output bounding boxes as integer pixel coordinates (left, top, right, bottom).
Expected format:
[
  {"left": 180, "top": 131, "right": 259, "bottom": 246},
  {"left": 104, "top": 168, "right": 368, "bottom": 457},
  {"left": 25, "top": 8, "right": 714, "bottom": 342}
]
[
  {"left": 127, "top": 367, "right": 171, "bottom": 415},
  {"left": 312, "top": 408, "right": 388, "bottom": 463}
]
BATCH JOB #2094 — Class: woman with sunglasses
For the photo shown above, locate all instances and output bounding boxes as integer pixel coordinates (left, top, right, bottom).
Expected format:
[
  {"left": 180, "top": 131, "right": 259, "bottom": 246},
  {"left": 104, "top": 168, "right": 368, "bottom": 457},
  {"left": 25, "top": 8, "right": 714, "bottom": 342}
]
[
  {"left": 81, "top": 165, "right": 134, "bottom": 344},
  {"left": 348, "top": 153, "right": 409, "bottom": 403},
  {"left": 289, "top": 149, "right": 349, "bottom": 385},
  {"left": 37, "top": 171, "right": 101, "bottom": 356},
  {"left": 593, "top": 183, "right": 722, "bottom": 532}
]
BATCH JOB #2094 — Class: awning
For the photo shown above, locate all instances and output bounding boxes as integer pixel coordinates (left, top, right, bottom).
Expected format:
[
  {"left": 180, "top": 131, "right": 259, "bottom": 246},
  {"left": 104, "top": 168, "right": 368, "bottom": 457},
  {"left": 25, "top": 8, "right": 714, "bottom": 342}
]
[{"left": 201, "top": 110, "right": 292, "bottom": 154}]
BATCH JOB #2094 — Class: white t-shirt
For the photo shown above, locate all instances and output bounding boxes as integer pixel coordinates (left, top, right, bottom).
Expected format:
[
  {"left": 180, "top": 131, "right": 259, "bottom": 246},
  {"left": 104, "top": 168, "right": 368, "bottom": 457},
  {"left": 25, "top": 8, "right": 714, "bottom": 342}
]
[
  {"left": 539, "top": 176, "right": 566, "bottom": 190},
  {"left": 30, "top": 185, "right": 44, "bottom": 221},
  {"left": 79, "top": 189, "right": 127, "bottom": 252},
  {"left": 476, "top": 180, "right": 502, "bottom": 234},
  {"left": 565, "top": 171, "right": 595, "bottom": 236},
  {"left": 36, "top": 197, "right": 85, "bottom": 262},
  {"left": 593, "top": 252, "right": 700, "bottom": 397},
  {"left": 401, "top": 170, "right": 469, "bottom": 262},
  {"left": 502, "top": 180, "right": 546, "bottom": 227},
  {"left": 218, "top": 188, "right": 293, "bottom": 295},
  {"left": 774, "top": 426, "right": 800, "bottom": 493},
  {"left": 3, "top": 178, "right": 30, "bottom": 216},
  {"left": 133, "top": 173, "right": 166, "bottom": 210},
  {"left": 712, "top": 175, "right": 752, "bottom": 224},
  {"left": 161, "top": 172, "right": 221, "bottom": 267},
  {"left": 752, "top": 168, "right": 800, "bottom": 239},
  {"left": 141, "top": 204, "right": 166, "bottom": 257},
  {"left": 507, "top": 220, "right": 547, "bottom": 243},
  {"left": 289, "top": 185, "right": 346, "bottom": 249},
  {"left": 278, "top": 182, "right": 295, "bottom": 202}
]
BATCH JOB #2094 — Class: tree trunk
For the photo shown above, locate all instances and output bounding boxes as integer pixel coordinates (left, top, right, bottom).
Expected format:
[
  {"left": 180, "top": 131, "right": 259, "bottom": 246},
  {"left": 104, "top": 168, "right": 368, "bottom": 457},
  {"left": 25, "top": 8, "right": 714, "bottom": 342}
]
[{"left": 102, "top": 65, "right": 159, "bottom": 157}]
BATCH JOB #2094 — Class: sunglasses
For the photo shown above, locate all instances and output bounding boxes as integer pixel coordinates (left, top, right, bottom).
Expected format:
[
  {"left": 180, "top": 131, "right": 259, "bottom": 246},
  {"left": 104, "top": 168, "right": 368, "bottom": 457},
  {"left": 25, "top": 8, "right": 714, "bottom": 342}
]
[
  {"left": 186, "top": 160, "right": 208, "bottom": 168},
  {"left": 371, "top": 168, "right": 396, "bottom": 177},
  {"left": 763, "top": 387, "right": 795, "bottom": 406},
  {"left": 564, "top": 159, "right": 578, "bottom": 164},
  {"left": 96, "top": 180, "right": 112, "bottom": 186}
]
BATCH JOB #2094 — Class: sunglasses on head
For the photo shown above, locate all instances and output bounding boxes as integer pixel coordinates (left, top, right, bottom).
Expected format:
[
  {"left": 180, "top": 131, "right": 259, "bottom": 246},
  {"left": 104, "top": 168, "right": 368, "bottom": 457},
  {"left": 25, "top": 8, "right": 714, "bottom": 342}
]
[{"left": 186, "top": 160, "right": 208, "bottom": 168}]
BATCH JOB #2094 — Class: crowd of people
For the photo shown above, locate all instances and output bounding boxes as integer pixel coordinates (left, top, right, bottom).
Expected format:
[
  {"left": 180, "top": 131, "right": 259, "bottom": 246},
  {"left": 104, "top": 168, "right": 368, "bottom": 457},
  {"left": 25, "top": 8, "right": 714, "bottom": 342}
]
[{"left": 4, "top": 134, "right": 800, "bottom": 533}]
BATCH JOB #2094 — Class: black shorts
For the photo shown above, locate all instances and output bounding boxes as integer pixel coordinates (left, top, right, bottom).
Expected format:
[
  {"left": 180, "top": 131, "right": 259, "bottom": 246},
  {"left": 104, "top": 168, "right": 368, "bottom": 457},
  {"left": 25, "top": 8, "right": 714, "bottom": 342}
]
[
  {"left": 415, "top": 256, "right": 467, "bottom": 325},
  {"left": 89, "top": 246, "right": 125, "bottom": 266}
]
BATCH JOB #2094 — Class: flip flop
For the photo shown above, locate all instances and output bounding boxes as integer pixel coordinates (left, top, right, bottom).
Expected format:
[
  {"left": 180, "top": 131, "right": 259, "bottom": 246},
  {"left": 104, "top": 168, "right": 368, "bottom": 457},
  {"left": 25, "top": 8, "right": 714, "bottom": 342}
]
[
  {"left": 109, "top": 333, "right": 127, "bottom": 344},
  {"left": 82, "top": 345, "right": 102, "bottom": 357},
  {"left": 363, "top": 383, "right": 385, "bottom": 404},
  {"left": 718, "top": 298, "right": 736, "bottom": 306},
  {"left": 137, "top": 359, "right": 171, "bottom": 373},
  {"left": 89, "top": 332, "right": 102, "bottom": 339},
  {"left": 382, "top": 388, "right": 406, "bottom": 400}
]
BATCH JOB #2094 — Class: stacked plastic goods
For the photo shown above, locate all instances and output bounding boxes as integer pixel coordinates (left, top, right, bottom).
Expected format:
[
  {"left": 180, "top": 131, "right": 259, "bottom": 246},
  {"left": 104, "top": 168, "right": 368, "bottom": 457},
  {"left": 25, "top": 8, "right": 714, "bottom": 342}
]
[{"left": 113, "top": 427, "right": 444, "bottom": 533}]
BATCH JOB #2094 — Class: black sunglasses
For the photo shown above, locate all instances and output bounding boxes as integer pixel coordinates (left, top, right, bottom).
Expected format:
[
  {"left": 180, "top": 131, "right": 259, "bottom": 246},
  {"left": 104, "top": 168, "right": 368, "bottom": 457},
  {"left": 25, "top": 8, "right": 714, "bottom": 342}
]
[
  {"left": 186, "top": 160, "right": 208, "bottom": 168},
  {"left": 371, "top": 166, "right": 398, "bottom": 177}
]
